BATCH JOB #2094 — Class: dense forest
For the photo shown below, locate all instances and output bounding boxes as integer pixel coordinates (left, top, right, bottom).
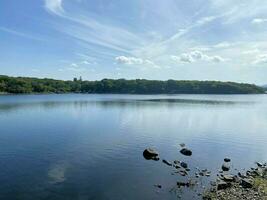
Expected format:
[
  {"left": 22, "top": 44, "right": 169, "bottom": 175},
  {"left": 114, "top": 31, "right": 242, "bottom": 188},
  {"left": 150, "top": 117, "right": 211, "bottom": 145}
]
[{"left": 0, "top": 75, "right": 265, "bottom": 94}]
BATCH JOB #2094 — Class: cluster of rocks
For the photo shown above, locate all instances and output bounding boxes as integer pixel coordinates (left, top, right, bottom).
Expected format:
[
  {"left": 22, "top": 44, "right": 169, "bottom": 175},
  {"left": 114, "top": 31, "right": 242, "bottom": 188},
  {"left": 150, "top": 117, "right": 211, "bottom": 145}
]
[
  {"left": 203, "top": 162, "right": 267, "bottom": 200},
  {"left": 144, "top": 145, "right": 212, "bottom": 191},
  {"left": 143, "top": 145, "right": 267, "bottom": 199}
]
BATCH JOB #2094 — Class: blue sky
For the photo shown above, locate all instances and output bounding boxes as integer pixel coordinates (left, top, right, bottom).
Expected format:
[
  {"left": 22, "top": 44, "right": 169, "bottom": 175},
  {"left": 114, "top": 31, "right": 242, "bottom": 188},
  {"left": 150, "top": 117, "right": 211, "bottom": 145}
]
[{"left": 1, "top": 0, "right": 267, "bottom": 84}]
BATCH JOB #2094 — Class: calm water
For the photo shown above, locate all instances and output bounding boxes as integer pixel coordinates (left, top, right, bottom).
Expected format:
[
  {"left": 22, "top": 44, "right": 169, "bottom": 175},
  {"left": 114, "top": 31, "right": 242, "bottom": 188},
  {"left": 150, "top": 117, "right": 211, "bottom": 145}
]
[{"left": 0, "top": 94, "right": 267, "bottom": 200}]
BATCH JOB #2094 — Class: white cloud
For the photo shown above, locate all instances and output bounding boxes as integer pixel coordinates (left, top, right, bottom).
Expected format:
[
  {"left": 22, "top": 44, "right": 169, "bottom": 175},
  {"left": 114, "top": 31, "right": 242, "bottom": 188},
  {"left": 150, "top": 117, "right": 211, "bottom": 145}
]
[
  {"left": 251, "top": 18, "right": 267, "bottom": 24},
  {"left": 45, "top": 0, "right": 64, "bottom": 15},
  {"left": 115, "top": 56, "right": 159, "bottom": 68},
  {"left": 115, "top": 56, "right": 143, "bottom": 65},
  {"left": 172, "top": 51, "right": 225, "bottom": 63},
  {"left": 252, "top": 54, "right": 267, "bottom": 64},
  {"left": 172, "top": 54, "right": 194, "bottom": 63},
  {"left": 242, "top": 49, "right": 260, "bottom": 55},
  {"left": 208, "top": 55, "right": 225, "bottom": 63},
  {"left": 213, "top": 42, "right": 233, "bottom": 49},
  {"left": 70, "top": 63, "right": 78, "bottom": 67},
  {"left": 81, "top": 60, "right": 90, "bottom": 65}
]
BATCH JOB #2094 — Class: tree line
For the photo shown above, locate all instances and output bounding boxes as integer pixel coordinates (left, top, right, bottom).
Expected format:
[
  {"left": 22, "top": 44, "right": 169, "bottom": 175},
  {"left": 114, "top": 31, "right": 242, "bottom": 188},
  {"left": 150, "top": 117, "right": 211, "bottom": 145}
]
[{"left": 0, "top": 75, "right": 265, "bottom": 94}]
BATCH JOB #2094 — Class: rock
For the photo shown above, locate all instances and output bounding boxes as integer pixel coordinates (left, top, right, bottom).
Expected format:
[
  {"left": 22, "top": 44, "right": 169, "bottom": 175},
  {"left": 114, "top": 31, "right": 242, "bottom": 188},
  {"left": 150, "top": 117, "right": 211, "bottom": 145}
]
[
  {"left": 217, "top": 180, "right": 232, "bottom": 190},
  {"left": 202, "top": 169, "right": 208, "bottom": 172},
  {"left": 173, "top": 160, "right": 180, "bottom": 165},
  {"left": 174, "top": 165, "right": 180, "bottom": 169},
  {"left": 206, "top": 172, "right": 211, "bottom": 177},
  {"left": 177, "top": 181, "right": 190, "bottom": 187},
  {"left": 179, "top": 170, "right": 188, "bottom": 176},
  {"left": 181, "top": 162, "right": 188, "bottom": 169},
  {"left": 256, "top": 162, "right": 263, "bottom": 167},
  {"left": 154, "top": 184, "right": 162, "bottom": 188},
  {"left": 251, "top": 169, "right": 262, "bottom": 177},
  {"left": 143, "top": 148, "right": 158, "bottom": 157},
  {"left": 210, "top": 181, "right": 217, "bottom": 186},
  {"left": 240, "top": 178, "right": 253, "bottom": 188},
  {"left": 143, "top": 148, "right": 159, "bottom": 160},
  {"left": 199, "top": 172, "right": 205, "bottom": 176},
  {"left": 246, "top": 171, "right": 251, "bottom": 176},
  {"left": 180, "top": 148, "right": 192, "bottom": 156},
  {"left": 238, "top": 172, "right": 247, "bottom": 179},
  {"left": 224, "top": 158, "right": 231, "bottom": 162},
  {"left": 222, "top": 174, "right": 235, "bottom": 182},
  {"left": 179, "top": 143, "right": 186, "bottom": 147},
  {"left": 222, "top": 163, "right": 230, "bottom": 171},
  {"left": 162, "top": 159, "right": 172, "bottom": 166}
]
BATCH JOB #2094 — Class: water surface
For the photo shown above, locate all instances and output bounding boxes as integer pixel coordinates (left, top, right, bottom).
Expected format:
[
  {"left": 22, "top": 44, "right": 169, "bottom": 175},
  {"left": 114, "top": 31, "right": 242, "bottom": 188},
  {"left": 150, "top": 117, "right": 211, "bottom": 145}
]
[{"left": 0, "top": 94, "right": 267, "bottom": 200}]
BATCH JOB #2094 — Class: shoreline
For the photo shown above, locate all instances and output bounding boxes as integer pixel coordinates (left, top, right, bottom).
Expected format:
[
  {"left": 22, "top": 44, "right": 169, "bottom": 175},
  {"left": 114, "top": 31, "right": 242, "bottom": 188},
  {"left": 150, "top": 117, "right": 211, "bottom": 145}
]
[
  {"left": 0, "top": 92, "right": 266, "bottom": 96},
  {"left": 143, "top": 146, "right": 267, "bottom": 199},
  {"left": 203, "top": 162, "right": 267, "bottom": 200}
]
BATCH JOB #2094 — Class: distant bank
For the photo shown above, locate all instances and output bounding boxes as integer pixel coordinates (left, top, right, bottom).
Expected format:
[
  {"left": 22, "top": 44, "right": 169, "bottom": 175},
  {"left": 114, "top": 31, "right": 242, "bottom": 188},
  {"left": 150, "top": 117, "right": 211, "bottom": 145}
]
[{"left": 0, "top": 75, "right": 265, "bottom": 94}]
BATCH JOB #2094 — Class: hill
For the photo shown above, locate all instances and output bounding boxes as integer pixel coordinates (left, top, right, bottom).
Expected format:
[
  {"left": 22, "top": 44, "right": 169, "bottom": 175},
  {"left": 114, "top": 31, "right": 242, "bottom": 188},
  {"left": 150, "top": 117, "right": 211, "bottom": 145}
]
[{"left": 0, "top": 75, "right": 265, "bottom": 94}]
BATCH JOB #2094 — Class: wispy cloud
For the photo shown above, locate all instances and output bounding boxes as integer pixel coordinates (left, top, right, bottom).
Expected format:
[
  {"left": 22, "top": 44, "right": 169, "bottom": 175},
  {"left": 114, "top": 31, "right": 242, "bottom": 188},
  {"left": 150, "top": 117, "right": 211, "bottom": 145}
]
[
  {"left": 45, "top": 0, "right": 64, "bottom": 15},
  {"left": 160, "top": 15, "right": 218, "bottom": 46},
  {"left": 211, "top": 0, "right": 267, "bottom": 24},
  {"left": 0, "top": 27, "right": 44, "bottom": 41},
  {"left": 252, "top": 54, "right": 267, "bottom": 65},
  {"left": 39, "top": 0, "right": 267, "bottom": 83},
  {"left": 45, "top": 0, "right": 144, "bottom": 54}
]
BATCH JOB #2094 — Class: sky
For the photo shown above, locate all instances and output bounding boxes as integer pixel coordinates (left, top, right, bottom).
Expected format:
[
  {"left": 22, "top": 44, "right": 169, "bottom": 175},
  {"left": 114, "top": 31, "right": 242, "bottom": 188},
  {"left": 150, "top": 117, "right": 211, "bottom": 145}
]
[{"left": 0, "top": 0, "right": 267, "bottom": 84}]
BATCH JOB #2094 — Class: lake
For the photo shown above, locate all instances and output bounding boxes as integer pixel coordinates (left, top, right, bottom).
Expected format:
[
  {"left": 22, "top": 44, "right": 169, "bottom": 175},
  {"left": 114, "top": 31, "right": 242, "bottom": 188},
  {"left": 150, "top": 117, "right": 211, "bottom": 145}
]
[{"left": 0, "top": 94, "right": 267, "bottom": 200}]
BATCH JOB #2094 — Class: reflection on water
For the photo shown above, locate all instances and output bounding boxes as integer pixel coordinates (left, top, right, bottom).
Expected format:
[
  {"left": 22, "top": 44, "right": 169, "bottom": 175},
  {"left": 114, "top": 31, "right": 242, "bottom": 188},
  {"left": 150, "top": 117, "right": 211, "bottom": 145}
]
[
  {"left": 139, "top": 98, "right": 254, "bottom": 105},
  {"left": 48, "top": 162, "right": 68, "bottom": 184},
  {"left": 0, "top": 94, "right": 267, "bottom": 200},
  {"left": 0, "top": 97, "right": 255, "bottom": 113}
]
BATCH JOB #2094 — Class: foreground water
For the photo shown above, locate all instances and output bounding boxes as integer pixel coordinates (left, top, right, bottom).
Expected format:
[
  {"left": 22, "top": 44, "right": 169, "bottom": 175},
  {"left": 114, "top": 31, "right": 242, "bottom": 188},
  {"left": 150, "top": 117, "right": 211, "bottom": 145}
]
[{"left": 0, "top": 94, "right": 267, "bottom": 200}]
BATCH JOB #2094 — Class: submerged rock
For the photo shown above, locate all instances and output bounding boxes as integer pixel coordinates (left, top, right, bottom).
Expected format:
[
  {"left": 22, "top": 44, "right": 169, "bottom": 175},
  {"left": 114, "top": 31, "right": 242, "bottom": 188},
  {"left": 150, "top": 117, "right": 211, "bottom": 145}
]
[
  {"left": 180, "top": 148, "right": 192, "bottom": 156},
  {"left": 173, "top": 160, "right": 180, "bottom": 165},
  {"left": 177, "top": 181, "right": 190, "bottom": 187},
  {"left": 154, "top": 184, "right": 162, "bottom": 188},
  {"left": 181, "top": 162, "right": 188, "bottom": 169},
  {"left": 162, "top": 159, "right": 172, "bottom": 166},
  {"left": 143, "top": 148, "right": 159, "bottom": 160},
  {"left": 179, "top": 143, "right": 186, "bottom": 148},
  {"left": 178, "top": 170, "right": 188, "bottom": 176}
]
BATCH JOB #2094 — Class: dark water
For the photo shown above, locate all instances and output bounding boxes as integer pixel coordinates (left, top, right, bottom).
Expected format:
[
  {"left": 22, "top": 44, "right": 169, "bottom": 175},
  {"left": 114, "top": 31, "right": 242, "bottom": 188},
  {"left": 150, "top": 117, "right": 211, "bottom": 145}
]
[{"left": 0, "top": 94, "right": 267, "bottom": 200}]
